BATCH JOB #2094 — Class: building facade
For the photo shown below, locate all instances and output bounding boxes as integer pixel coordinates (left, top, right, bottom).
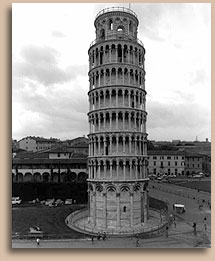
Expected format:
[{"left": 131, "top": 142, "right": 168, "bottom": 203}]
[
  {"left": 147, "top": 150, "right": 185, "bottom": 177},
  {"left": 18, "top": 136, "right": 59, "bottom": 152},
  {"left": 12, "top": 150, "right": 88, "bottom": 183},
  {"left": 184, "top": 152, "right": 210, "bottom": 176},
  {"left": 87, "top": 7, "right": 149, "bottom": 232}
]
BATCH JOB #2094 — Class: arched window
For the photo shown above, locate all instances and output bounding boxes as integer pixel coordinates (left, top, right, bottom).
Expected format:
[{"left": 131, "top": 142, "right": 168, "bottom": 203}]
[
  {"left": 123, "top": 206, "right": 126, "bottom": 212},
  {"left": 100, "top": 29, "right": 105, "bottom": 40},
  {"left": 129, "top": 21, "right": 133, "bottom": 32},
  {"left": 117, "top": 25, "right": 124, "bottom": 32},
  {"left": 109, "top": 19, "right": 113, "bottom": 30}
]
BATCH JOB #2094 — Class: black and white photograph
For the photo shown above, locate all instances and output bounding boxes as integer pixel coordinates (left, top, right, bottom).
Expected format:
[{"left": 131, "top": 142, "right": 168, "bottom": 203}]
[{"left": 12, "top": 2, "right": 211, "bottom": 248}]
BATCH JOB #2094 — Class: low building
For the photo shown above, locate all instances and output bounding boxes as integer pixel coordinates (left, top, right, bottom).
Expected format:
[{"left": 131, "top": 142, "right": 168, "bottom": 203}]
[
  {"left": 147, "top": 150, "right": 185, "bottom": 177},
  {"left": 12, "top": 148, "right": 88, "bottom": 183},
  {"left": 184, "top": 152, "right": 211, "bottom": 176},
  {"left": 18, "top": 136, "right": 60, "bottom": 152}
]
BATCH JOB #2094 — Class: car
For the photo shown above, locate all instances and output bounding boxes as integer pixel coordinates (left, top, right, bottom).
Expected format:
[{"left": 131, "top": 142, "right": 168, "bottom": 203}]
[
  {"left": 55, "top": 199, "right": 64, "bottom": 206},
  {"left": 65, "top": 199, "right": 73, "bottom": 205},
  {"left": 12, "top": 197, "right": 22, "bottom": 205},
  {"left": 193, "top": 174, "right": 203, "bottom": 178},
  {"left": 174, "top": 204, "right": 186, "bottom": 214},
  {"left": 48, "top": 203, "right": 57, "bottom": 207},
  {"left": 45, "top": 198, "right": 55, "bottom": 206},
  {"left": 28, "top": 226, "right": 43, "bottom": 237}
]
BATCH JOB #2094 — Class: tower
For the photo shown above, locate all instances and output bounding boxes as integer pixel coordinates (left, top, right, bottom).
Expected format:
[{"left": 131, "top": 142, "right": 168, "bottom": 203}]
[{"left": 87, "top": 7, "right": 149, "bottom": 234}]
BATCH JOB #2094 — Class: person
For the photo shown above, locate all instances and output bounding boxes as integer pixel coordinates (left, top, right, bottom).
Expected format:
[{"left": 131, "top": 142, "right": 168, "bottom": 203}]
[
  {"left": 102, "top": 232, "right": 106, "bottom": 240},
  {"left": 91, "top": 236, "right": 94, "bottom": 243},
  {"left": 97, "top": 232, "right": 101, "bottom": 240},
  {"left": 204, "top": 217, "right": 207, "bottom": 231},
  {"left": 165, "top": 226, "right": 169, "bottom": 238},
  {"left": 36, "top": 238, "right": 40, "bottom": 247},
  {"left": 193, "top": 222, "right": 197, "bottom": 236},
  {"left": 136, "top": 238, "right": 139, "bottom": 247}
]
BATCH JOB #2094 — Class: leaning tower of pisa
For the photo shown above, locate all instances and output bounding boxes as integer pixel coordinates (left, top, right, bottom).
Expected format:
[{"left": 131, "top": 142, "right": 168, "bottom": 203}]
[{"left": 87, "top": 7, "right": 149, "bottom": 234}]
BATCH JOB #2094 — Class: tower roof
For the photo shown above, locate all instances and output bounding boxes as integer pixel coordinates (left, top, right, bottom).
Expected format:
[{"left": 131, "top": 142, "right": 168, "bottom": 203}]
[{"left": 95, "top": 6, "right": 139, "bottom": 26}]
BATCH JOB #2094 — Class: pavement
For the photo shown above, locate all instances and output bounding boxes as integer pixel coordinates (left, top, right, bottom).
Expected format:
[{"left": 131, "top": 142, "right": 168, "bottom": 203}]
[
  {"left": 12, "top": 181, "right": 211, "bottom": 248},
  {"left": 12, "top": 222, "right": 210, "bottom": 248}
]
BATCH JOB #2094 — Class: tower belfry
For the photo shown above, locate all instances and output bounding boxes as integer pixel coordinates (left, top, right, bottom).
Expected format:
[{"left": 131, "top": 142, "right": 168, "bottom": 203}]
[{"left": 87, "top": 6, "right": 149, "bottom": 234}]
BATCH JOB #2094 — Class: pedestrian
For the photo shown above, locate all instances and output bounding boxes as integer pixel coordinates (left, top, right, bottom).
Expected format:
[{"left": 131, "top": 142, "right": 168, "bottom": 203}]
[
  {"left": 204, "top": 217, "right": 207, "bottom": 231},
  {"left": 136, "top": 238, "right": 139, "bottom": 247},
  {"left": 36, "top": 238, "right": 40, "bottom": 247},
  {"left": 91, "top": 236, "right": 94, "bottom": 243},
  {"left": 97, "top": 232, "right": 101, "bottom": 240},
  {"left": 102, "top": 232, "right": 106, "bottom": 240},
  {"left": 193, "top": 222, "right": 197, "bottom": 236},
  {"left": 165, "top": 226, "right": 169, "bottom": 238}
]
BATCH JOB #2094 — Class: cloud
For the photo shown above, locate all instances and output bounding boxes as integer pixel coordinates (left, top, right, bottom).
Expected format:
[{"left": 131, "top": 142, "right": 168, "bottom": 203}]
[
  {"left": 12, "top": 75, "right": 89, "bottom": 140},
  {"left": 52, "top": 30, "right": 66, "bottom": 38},
  {"left": 147, "top": 100, "right": 210, "bottom": 140},
  {"left": 189, "top": 69, "right": 207, "bottom": 86},
  {"left": 13, "top": 45, "right": 87, "bottom": 86}
]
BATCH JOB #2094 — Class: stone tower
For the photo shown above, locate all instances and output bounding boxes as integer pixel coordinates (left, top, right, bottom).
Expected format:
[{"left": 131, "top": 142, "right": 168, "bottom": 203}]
[{"left": 87, "top": 7, "right": 149, "bottom": 234}]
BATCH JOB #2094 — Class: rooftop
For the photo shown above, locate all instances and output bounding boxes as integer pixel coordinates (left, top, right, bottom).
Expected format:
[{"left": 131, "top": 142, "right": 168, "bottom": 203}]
[
  {"left": 95, "top": 7, "right": 138, "bottom": 20},
  {"left": 148, "top": 150, "right": 185, "bottom": 156}
]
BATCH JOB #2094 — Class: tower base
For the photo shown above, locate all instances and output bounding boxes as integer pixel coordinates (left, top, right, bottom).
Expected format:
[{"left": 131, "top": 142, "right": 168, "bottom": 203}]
[{"left": 66, "top": 208, "right": 168, "bottom": 237}]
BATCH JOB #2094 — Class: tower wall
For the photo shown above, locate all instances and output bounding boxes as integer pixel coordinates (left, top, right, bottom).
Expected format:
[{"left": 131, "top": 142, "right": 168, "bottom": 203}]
[{"left": 87, "top": 7, "right": 149, "bottom": 232}]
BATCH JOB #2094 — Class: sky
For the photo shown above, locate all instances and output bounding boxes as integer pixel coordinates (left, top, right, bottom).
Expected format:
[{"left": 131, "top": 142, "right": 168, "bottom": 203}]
[{"left": 12, "top": 3, "right": 211, "bottom": 142}]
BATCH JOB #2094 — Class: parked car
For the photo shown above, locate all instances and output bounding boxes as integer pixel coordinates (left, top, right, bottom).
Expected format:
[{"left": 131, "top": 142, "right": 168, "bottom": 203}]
[
  {"left": 45, "top": 198, "right": 55, "bottom": 206},
  {"left": 65, "top": 199, "right": 73, "bottom": 205},
  {"left": 174, "top": 204, "right": 186, "bottom": 214},
  {"left": 12, "top": 197, "right": 22, "bottom": 205},
  {"left": 28, "top": 226, "right": 43, "bottom": 237},
  {"left": 55, "top": 199, "right": 64, "bottom": 206},
  {"left": 193, "top": 174, "right": 203, "bottom": 178}
]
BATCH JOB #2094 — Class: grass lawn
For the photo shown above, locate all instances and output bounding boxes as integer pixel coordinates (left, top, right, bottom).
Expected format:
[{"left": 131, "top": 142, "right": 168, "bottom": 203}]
[
  {"left": 12, "top": 204, "right": 87, "bottom": 239},
  {"left": 171, "top": 180, "right": 211, "bottom": 193},
  {"left": 12, "top": 197, "right": 166, "bottom": 240}
]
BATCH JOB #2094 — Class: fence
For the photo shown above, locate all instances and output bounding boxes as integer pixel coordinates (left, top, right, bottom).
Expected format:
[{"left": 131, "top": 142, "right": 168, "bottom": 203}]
[
  {"left": 66, "top": 207, "right": 168, "bottom": 237},
  {"left": 149, "top": 183, "right": 210, "bottom": 204}
]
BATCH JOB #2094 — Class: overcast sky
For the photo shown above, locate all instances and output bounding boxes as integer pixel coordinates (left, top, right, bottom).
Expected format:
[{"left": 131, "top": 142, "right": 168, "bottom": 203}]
[{"left": 12, "top": 3, "right": 211, "bottom": 142}]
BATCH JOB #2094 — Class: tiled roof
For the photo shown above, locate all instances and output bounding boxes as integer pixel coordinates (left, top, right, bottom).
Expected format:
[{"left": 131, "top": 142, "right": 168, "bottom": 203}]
[
  {"left": 12, "top": 158, "right": 87, "bottom": 164},
  {"left": 14, "top": 151, "right": 49, "bottom": 159},
  {"left": 147, "top": 150, "right": 185, "bottom": 156}
]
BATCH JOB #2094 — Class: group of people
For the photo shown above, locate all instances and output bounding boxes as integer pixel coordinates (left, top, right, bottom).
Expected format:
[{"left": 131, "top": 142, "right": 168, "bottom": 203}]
[{"left": 92, "top": 231, "right": 107, "bottom": 242}]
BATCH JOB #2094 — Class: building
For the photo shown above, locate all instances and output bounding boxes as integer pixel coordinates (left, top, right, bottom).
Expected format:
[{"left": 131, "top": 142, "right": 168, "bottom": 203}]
[
  {"left": 18, "top": 136, "right": 60, "bottom": 152},
  {"left": 184, "top": 151, "right": 211, "bottom": 176},
  {"left": 87, "top": 7, "right": 149, "bottom": 233},
  {"left": 147, "top": 150, "right": 185, "bottom": 177},
  {"left": 12, "top": 149, "right": 88, "bottom": 183}
]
